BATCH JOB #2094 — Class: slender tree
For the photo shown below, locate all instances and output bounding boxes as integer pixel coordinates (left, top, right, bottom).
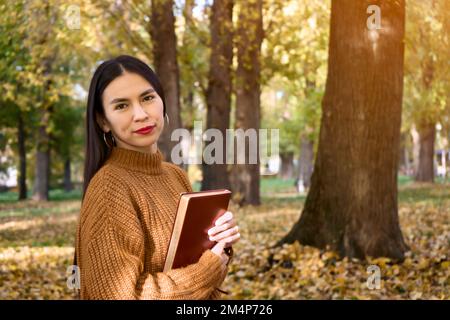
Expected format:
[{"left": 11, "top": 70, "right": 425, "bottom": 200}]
[
  {"left": 414, "top": 35, "right": 436, "bottom": 182},
  {"left": 17, "top": 110, "right": 27, "bottom": 199},
  {"left": 149, "top": 0, "right": 182, "bottom": 161},
  {"left": 201, "top": 0, "right": 234, "bottom": 191},
  {"left": 230, "top": 0, "right": 263, "bottom": 205},
  {"left": 30, "top": 2, "right": 58, "bottom": 201}
]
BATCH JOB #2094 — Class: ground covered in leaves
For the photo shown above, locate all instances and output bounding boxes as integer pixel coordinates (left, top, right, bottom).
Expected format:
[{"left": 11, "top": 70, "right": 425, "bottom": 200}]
[{"left": 0, "top": 181, "right": 448, "bottom": 299}]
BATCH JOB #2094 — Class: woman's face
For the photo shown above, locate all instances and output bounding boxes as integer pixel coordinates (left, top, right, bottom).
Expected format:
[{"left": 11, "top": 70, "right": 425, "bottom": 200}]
[{"left": 98, "top": 72, "right": 164, "bottom": 154}]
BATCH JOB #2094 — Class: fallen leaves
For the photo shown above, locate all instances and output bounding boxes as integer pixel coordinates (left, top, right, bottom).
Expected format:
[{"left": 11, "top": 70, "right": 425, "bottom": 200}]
[
  {"left": 0, "top": 183, "right": 448, "bottom": 299},
  {"left": 0, "top": 246, "right": 74, "bottom": 299},
  {"left": 219, "top": 183, "right": 449, "bottom": 300}
]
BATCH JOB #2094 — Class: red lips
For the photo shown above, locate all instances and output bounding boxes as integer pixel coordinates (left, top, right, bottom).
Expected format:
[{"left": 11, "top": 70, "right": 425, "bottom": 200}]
[{"left": 134, "top": 125, "right": 155, "bottom": 134}]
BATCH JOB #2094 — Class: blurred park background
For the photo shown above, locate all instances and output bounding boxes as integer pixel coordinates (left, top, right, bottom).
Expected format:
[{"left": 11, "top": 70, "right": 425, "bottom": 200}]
[{"left": 0, "top": 0, "right": 449, "bottom": 299}]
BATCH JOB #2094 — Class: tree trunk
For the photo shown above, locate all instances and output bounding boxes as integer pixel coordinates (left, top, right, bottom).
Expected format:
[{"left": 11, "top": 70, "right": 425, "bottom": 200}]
[
  {"left": 31, "top": 2, "right": 55, "bottom": 202},
  {"left": 298, "top": 136, "right": 314, "bottom": 189},
  {"left": 181, "top": 0, "right": 195, "bottom": 133},
  {"left": 415, "top": 121, "right": 435, "bottom": 182},
  {"left": 229, "top": 0, "right": 263, "bottom": 206},
  {"left": 398, "top": 132, "right": 408, "bottom": 175},
  {"left": 277, "top": 0, "right": 408, "bottom": 261},
  {"left": 64, "top": 156, "right": 74, "bottom": 192},
  {"left": 150, "top": 0, "right": 182, "bottom": 161},
  {"left": 410, "top": 124, "right": 420, "bottom": 175},
  {"left": 201, "top": 0, "right": 233, "bottom": 191},
  {"left": 32, "top": 106, "right": 51, "bottom": 201},
  {"left": 279, "top": 152, "right": 294, "bottom": 180},
  {"left": 17, "top": 110, "right": 27, "bottom": 200},
  {"left": 414, "top": 51, "right": 435, "bottom": 182}
]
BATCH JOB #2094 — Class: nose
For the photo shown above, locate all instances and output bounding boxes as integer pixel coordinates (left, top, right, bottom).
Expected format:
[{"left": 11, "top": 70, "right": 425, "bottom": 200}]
[{"left": 132, "top": 102, "right": 149, "bottom": 121}]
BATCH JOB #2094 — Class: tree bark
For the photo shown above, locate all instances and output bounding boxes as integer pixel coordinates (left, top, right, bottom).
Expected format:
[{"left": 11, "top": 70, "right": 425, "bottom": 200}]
[
  {"left": 414, "top": 51, "right": 435, "bottom": 182},
  {"left": 229, "top": 0, "right": 263, "bottom": 206},
  {"left": 181, "top": 0, "right": 195, "bottom": 133},
  {"left": 31, "top": 2, "right": 55, "bottom": 202},
  {"left": 150, "top": 0, "right": 182, "bottom": 161},
  {"left": 279, "top": 152, "right": 294, "bottom": 180},
  {"left": 17, "top": 110, "right": 27, "bottom": 200},
  {"left": 415, "top": 121, "right": 435, "bottom": 182},
  {"left": 398, "top": 132, "right": 408, "bottom": 175},
  {"left": 32, "top": 106, "right": 51, "bottom": 201},
  {"left": 64, "top": 156, "right": 74, "bottom": 192},
  {"left": 201, "top": 0, "right": 233, "bottom": 191},
  {"left": 298, "top": 136, "right": 314, "bottom": 189},
  {"left": 410, "top": 124, "right": 420, "bottom": 175},
  {"left": 277, "top": 0, "right": 408, "bottom": 261}
]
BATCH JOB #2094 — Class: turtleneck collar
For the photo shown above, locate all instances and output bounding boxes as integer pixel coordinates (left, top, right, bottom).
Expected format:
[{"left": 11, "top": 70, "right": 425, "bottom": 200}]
[{"left": 105, "top": 146, "right": 163, "bottom": 175}]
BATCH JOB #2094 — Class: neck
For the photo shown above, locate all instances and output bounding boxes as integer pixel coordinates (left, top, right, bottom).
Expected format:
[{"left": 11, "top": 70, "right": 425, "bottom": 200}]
[{"left": 115, "top": 142, "right": 158, "bottom": 155}]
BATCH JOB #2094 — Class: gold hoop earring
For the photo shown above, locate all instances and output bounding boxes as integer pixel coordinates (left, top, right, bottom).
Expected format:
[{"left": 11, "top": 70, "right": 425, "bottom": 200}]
[
  {"left": 165, "top": 113, "right": 170, "bottom": 125},
  {"left": 103, "top": 132, "right": 115, "bottom": 148}
]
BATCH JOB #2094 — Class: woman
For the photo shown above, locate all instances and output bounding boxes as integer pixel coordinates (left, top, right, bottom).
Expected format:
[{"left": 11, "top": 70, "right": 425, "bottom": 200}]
[{"left": 74, "top": 55, "right": 240, "bottom": 300}]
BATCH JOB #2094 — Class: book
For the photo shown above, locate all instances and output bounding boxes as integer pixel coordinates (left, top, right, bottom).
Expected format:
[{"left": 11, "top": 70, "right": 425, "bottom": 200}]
[{"left": 163, "top": 189, "right": 232, "bottom": 272}]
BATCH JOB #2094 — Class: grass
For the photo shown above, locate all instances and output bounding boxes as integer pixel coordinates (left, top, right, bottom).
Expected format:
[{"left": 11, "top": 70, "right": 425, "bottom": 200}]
[
  {"left": 0, "top": 188, "right": 82, "bottom": 204},
  {"left": 1, "top": 174, "right": 448, "bottom": 206},
  {"left": 190, "top": 176, "right": 297, "bottom": 194}
]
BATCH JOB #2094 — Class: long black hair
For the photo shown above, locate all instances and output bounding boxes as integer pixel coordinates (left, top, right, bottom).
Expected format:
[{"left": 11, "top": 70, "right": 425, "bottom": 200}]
[{"left": 82, "top": 55, "right": 166, "bottom": 202}]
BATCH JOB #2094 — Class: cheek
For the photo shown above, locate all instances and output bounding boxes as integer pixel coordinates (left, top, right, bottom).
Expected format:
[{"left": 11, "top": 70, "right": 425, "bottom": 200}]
[{"left": 153, "top": 100, "right": 165, "bottom": 121}]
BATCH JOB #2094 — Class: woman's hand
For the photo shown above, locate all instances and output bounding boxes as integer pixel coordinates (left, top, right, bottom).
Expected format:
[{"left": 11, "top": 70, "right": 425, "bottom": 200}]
[
  {"left": 208, "top": 211, "right": 240, "bottom": 248},
  {"left": 210, "top": 241, "right": 230, "bottom": 265}
]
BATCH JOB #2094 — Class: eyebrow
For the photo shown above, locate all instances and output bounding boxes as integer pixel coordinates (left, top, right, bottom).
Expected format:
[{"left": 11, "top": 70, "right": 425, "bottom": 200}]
[{"left": 109, "top": 88, "right": 156, "bottom": 105}]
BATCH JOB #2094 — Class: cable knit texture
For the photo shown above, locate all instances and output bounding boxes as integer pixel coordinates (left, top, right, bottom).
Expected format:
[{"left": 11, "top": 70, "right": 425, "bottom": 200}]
[{"left": 75, "top": 146, "right": 229, "bottom": 300}]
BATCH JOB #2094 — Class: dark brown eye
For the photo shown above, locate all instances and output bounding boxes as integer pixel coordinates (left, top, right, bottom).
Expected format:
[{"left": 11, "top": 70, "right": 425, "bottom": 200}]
[
  {"left": 143, "top": 95, "right": 154, "bottom": 102},
  {"left": 116, "top": 103, "right": 127, "bottom": 110}
]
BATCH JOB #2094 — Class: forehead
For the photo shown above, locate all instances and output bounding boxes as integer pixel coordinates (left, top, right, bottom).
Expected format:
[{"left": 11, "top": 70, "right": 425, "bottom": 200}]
[{"left": 102, "top": 72, "right": 153, "bottom": 102}]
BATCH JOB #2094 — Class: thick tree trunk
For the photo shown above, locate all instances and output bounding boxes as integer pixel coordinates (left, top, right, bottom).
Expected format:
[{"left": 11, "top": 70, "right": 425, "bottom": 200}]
[
  {"left": 17, "top": 111, "right": 27, "bottom": 200},
  {"left": 279, "top": 152, "right": 294, "bottom": 180},
  {"left": 64, "top": 156, "right": 74, "bottom": 192},
  {"left": 298, "top": 137, "right": 314, "bottom": 189},
  {"left": 415, "top": 121, "right": 435, "bottom": 182},
  {"left": 278, "top": 0, "right": 408, "bottom": 261},
  {"left": 150, "top": 0, "right": 182, "bottom": 161},
  {"left": 229, "top": 0, "right": 263, "bottom": 206},
  {"left": 201, "top": 0, "right": 233, "bottom": 191}
]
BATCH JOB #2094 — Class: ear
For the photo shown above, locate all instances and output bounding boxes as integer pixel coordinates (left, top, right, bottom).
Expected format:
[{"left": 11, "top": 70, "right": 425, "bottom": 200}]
[{"left": 95, "top": 113, "right": 110, "bottom": 133}]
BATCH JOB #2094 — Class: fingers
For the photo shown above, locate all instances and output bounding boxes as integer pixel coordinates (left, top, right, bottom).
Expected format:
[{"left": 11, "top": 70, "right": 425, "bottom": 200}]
[
  {"left": 209, "top": 225, "right": 239, "bottom": 242},
  {"left": 208, "top": 211, "right": 241, "bottom": 247},
  {"left": 218, "top": 232, "right": 241, "bottom": 247},
  {"left": 214, "top": 211, "right": 233, "bottom": 226},
  {"left": 208, "top": 220, "right": 237, "bottom": 237}
]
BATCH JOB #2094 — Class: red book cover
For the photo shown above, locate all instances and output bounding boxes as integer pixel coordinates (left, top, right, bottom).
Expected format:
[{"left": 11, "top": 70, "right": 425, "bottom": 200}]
[{"left": 163, "top": 189, "right": 232, "bottom": 272}]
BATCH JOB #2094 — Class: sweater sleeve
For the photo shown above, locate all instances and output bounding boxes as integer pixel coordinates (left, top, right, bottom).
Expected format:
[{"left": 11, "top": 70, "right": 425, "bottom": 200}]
[
  {"left": 79, "top": 174, "right": 226, "bottom": 300},
  {"left": 82, "top": 228, "right": 226, "bottom": 300}
]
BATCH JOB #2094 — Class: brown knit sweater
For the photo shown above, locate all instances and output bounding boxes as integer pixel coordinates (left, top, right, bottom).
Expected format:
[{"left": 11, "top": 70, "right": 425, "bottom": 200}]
[{"left": 75, "top": 146, "right": 229, "bottom": 299}]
